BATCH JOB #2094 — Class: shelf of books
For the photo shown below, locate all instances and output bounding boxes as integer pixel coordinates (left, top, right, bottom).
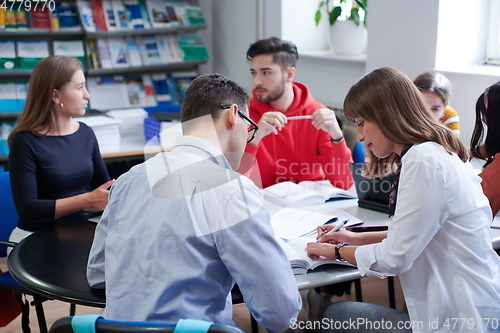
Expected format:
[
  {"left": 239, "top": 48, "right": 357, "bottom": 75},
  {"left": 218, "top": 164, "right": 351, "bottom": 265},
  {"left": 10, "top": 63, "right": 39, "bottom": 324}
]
[
  {"left": 0, "top": 0, "right": 208, "bottom": 166},
  {"left": 86, "top": 59, "right": 205, "bottom": 76}
]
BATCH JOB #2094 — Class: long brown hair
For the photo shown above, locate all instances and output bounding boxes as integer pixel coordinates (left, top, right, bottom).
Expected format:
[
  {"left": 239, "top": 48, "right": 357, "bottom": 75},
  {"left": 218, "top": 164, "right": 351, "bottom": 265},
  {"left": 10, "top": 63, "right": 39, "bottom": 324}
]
[
  {"left": 344, "top": 67, "right": 468, "bottom": 178},
  {"left": 8, "top": 55, "right": 83, "bottom": 145}
]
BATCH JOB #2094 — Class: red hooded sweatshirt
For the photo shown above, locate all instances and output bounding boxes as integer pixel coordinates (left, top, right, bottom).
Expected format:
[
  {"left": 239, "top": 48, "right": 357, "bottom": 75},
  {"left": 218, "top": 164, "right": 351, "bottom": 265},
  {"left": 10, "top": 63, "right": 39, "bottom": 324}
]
[{"left": 243, "top": 82, "right": 353, "bottom": 189}]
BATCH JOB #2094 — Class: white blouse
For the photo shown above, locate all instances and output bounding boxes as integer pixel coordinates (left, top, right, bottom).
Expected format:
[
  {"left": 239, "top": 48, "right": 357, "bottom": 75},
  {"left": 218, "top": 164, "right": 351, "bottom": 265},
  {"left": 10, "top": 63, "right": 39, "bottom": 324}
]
[{"left": 356, "top": 142, "right": 500, "bottom": 333}]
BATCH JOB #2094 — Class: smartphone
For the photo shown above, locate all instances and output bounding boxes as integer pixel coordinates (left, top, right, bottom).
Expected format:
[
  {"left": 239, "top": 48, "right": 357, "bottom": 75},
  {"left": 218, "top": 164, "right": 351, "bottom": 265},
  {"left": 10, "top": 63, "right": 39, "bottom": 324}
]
[{"left": 345, "top": 225, "right": 388, "bottom": 232}]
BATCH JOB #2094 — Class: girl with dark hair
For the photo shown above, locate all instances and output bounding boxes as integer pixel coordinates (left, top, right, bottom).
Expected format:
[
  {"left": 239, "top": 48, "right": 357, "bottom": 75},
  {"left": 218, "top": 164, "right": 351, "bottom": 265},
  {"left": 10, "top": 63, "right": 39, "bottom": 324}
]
[{"left": 471, "top": 81, "right": 500, "bottom": 216}]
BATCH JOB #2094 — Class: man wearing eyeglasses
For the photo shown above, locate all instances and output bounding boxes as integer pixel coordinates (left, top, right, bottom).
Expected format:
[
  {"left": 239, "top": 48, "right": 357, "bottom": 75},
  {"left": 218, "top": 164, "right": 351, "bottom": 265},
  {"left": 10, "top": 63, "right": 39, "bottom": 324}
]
[
  {"left": 87, "top": 74, "right": 301, "bottom": 332},
  {"left": 243, "top": 36, "right": 354, "bottom": 190}
]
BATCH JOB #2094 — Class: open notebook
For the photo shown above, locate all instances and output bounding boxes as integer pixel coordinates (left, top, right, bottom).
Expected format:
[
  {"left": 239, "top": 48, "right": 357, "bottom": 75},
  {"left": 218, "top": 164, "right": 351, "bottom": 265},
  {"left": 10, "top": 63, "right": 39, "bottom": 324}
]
[
  {"left": 276, "top": 236, "right": 355, "bottom": 275},
  {"left": 270, "top": 207, "right": 364, "bottom": 240},
  {"left": 263, "top": 180, "right": 355, "bottom": 208}
]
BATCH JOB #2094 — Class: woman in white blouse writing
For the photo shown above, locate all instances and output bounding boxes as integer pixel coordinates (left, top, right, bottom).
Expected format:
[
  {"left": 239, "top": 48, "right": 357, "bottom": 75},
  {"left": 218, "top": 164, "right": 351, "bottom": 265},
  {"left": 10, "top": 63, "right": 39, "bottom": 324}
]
[{"left": 307, "top": 67, "right": 500, "bottom": 333}]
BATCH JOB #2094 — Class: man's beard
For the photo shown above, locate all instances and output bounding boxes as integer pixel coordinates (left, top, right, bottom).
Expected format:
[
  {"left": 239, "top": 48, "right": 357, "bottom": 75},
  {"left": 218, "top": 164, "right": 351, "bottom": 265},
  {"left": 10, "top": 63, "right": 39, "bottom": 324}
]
[{"left": 256, "top": 80, "right": 286, "bottom": 104}]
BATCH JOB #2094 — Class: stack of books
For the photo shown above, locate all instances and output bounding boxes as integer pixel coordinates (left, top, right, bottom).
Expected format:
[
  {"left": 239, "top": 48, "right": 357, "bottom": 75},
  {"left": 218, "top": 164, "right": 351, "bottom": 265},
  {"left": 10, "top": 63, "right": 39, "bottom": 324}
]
[
  {"left": 77, "top": 115, "right": 121, "bottom": 153},
  {"left": 106, "top": 108, "right": 147, "bottom": 136}
]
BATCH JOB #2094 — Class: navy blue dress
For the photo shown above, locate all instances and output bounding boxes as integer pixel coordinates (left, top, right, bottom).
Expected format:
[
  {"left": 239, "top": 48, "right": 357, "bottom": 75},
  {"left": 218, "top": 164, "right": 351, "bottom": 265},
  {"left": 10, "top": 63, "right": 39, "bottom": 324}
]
[{"left": 9, "top": 122, "right": 110, "bottom": 231}]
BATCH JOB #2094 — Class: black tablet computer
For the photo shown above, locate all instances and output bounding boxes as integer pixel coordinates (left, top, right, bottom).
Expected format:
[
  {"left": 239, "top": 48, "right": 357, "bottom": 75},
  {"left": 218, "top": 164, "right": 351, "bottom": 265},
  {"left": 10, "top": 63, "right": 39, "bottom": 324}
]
[{"left": 350, "top": 163, "right": 395, "bottom": 215}]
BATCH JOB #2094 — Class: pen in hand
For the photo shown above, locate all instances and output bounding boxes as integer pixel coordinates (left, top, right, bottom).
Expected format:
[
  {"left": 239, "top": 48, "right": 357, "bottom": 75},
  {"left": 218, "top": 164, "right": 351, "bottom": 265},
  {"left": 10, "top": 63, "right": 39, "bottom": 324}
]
[{"left": 317, "top": 219, "right": 349, "bottom": 242}]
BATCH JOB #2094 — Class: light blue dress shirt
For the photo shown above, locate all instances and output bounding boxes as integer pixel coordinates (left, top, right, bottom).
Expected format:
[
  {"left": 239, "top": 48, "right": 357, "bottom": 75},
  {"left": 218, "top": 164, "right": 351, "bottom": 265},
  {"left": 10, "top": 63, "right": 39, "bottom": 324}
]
[{"left": 87, "top": 136, "right": 301, "bottom": 332}]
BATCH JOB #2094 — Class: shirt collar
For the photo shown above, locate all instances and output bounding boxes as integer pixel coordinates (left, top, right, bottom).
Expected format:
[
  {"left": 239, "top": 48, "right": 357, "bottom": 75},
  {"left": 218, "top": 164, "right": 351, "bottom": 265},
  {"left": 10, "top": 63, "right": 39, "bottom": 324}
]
[{"left": 172, "top": 136, "right": 232, "bottom": 170}]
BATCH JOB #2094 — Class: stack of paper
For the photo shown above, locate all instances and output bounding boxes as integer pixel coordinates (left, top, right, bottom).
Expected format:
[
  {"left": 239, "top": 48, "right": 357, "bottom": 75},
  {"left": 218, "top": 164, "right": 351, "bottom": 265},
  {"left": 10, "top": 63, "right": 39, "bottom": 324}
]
[
  {"left": 77, "top": 115, "right": 121, "bottom": 153},
  {"left": 106, "top": 108, "right": 147, "bottom": 136},
  {"left": 270, "top": 207, "right": 363, "bottom": 240}
]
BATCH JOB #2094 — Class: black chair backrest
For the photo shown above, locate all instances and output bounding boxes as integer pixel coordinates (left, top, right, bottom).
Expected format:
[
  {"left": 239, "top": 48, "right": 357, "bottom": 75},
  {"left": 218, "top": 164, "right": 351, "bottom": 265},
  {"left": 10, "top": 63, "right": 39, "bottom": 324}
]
[{"left": 49, "top": 317, "right": 245, "bottom": 333}]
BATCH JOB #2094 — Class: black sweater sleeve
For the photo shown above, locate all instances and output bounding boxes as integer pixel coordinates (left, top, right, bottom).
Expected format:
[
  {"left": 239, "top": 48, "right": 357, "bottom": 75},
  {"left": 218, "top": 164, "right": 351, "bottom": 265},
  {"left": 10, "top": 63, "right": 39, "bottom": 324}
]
[{"left": 9, "top": 132, "right": 56, "bottom": 224}]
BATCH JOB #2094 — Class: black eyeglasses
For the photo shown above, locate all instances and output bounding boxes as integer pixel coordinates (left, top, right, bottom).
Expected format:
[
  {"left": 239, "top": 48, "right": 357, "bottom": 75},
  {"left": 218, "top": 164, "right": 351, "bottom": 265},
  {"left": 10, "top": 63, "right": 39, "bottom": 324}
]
[{"left": 221, "top": 104, "right": 259, "bottom": 144}]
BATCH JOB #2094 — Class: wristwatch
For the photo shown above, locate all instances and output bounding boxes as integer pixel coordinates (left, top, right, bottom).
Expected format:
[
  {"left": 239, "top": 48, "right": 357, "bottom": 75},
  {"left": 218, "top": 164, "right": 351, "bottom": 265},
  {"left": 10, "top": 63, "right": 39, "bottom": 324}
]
[{"left": 335, "top": 243, "right": 347, "bottom": 261}]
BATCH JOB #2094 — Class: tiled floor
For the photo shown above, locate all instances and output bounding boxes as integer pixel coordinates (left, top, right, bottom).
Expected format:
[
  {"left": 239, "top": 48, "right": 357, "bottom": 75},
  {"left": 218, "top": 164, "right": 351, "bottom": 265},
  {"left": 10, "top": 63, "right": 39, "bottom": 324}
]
[{"left": 2, "top": 274, "right": 404, "bottom": 333}]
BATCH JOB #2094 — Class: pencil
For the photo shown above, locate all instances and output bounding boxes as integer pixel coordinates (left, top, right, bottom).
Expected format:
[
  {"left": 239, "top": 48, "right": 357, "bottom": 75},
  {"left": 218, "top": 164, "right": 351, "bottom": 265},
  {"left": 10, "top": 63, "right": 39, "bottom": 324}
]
[{"left": 286, "top": 115, "right": 311, "bottom": 120}]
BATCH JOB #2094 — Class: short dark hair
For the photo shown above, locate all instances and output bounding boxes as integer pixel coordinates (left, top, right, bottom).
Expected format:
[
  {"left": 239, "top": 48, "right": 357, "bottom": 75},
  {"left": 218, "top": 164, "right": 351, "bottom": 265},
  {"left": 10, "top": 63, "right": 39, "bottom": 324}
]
[
  {"left": 246, "top": 37, "right": 299, "bottom": 71},
  {"left": 180, "top": 73, "right": 249, "bottom": 124}
]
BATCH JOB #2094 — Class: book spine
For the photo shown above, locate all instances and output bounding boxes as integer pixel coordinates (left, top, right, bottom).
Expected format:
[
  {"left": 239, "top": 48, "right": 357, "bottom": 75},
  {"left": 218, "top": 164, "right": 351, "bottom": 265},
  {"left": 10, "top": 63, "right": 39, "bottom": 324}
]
[
  {"left": 123, "top": 0, "right": 144, "bottom": 29},
  {"left": 102, "top": 0, "right": 117, "bottom": 31},
  {"left": 77, "top": 0, "right": 96, "bottom": 32},
  {"left": 107, "top": 37, "right": 129, "bottom": 68},
  {"left": 141, "top": 74, "right": 157, "bottom": 106},
  {"left": 29, "top": 8, "right": 52, "bottom": 30},
  {"left": 15, "top": 10, "right": 29, "bottom": 30},
  {"left": 0, "top": 8, "right": 4, "bottom": 29},
  {"left": 96, "top": 38, "right": 113, "bottom": 69},
  {"left": 4, "top": 10, "right": 17, "bottom": 30},
  {"left": 112, "top": 0, "right": 128, "bottom": 30},
  {"left": 86, "top": 38, "right": 101, "bottom": 70},
  {"left": 92, "top": 0, "right": 107, "bottom": 31}
]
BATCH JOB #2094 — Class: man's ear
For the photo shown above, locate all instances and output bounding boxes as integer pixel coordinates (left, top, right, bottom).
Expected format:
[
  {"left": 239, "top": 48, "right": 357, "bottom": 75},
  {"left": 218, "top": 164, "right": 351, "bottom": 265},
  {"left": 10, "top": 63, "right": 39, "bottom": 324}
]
[
  {"left": 286, "top": 66, "right": 296, "bottom": 82},
  {"left": 226, "top": 104, "right": 238, "bottom": 130}
]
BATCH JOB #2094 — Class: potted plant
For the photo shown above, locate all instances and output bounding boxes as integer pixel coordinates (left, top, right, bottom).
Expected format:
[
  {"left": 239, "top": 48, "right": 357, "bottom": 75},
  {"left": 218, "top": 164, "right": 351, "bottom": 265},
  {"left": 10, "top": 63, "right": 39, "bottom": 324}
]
[{"left": 315, "top": 0, "right": 368, "bottom": 56}]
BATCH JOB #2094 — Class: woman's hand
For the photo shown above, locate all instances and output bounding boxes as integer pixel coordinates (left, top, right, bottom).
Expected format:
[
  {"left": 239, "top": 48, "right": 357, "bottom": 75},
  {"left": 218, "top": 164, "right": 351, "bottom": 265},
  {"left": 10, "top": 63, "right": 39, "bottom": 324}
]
[
  {"left": 306, "top": 242, "right": 336, "bottom": 260},
  {"left": 87, "top": 179, "right": 115, "bottom": 210},
  {"left": 316, "top": 225, "right": 356, "bottom": 244}
]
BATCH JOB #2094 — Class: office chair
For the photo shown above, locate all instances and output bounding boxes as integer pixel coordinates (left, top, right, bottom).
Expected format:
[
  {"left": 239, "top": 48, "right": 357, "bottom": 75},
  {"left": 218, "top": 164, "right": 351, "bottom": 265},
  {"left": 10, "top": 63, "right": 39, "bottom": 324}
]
[
  {"left": 49, "top": 315, "right": 245, "bottom": 333},
  {"left": 0, "top": 171, "right": 49, "bottom": 333},
  {"left": 352, "top": 142, "right": 366, "bottom": 164}
]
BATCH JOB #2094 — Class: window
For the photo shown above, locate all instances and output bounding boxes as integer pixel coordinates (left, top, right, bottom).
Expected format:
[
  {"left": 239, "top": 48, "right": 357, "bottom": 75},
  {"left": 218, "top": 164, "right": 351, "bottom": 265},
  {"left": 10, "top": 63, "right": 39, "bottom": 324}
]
[{"left": 486, "top": 0, "right": 500, "bottom": 64}]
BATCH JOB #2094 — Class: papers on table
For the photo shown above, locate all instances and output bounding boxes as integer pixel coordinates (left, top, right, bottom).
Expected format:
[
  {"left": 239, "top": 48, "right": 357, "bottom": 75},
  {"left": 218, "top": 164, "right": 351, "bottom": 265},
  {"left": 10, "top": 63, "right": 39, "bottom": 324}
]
[{"left": 270, "top": 207, "right": 363, "bottom": 240}]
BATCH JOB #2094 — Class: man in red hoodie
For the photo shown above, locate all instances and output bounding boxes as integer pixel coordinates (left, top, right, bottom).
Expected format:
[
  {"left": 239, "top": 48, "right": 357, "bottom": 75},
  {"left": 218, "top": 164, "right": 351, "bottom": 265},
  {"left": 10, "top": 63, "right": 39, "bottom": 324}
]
[
  {"left": 242, "top": 36, "right": 355, "bottom": 321},
  {"left": 243, "top": 37, "right": 353, "bottom": 191}
]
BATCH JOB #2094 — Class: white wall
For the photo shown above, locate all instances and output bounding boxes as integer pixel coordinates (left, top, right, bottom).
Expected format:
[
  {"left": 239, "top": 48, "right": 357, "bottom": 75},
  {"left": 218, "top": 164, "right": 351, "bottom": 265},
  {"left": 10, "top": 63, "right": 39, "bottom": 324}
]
[
  {"left": 204, "top": 0, "right": 257, "bottom": 91},
  {"left": 366, "top": 0, "right": 439, "bottom": 79},
  {"left": 282, "top": 0, "right": 328, "bottom": 51}
]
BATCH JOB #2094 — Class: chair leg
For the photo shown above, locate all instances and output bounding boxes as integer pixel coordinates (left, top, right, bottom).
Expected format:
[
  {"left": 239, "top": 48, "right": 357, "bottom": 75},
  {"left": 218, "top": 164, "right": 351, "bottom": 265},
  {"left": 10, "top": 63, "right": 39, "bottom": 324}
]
[
  {"left": 70, "top": 303, "right": 76, "bottom": 316},
  {"left": 250, "top": 314, "right": 258, "bottom": 333},
  {"left": 388, "top": 276, "right": 396, "bottom": 309},
  {"left": 354, "top": 279, "right": 363, "bottom": 302},
  {"left": 32, "top": 294, "right": 48, "bottom": 333}
]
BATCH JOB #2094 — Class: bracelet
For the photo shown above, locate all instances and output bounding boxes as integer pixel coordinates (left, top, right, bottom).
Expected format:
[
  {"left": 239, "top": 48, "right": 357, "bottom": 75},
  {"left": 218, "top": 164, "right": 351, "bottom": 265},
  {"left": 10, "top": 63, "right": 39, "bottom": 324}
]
[
  {"left": 335, "top": 243, "right": 347, "bottom": 261},
  {"left": 331, "top": 136, "right": 344, "bottom": 144}
]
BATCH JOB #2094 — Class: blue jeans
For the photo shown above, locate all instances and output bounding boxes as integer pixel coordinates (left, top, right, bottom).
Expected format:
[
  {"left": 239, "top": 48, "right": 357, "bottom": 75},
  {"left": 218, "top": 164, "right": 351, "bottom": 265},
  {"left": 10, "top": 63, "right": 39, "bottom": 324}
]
[{"left": 322, "top": 301, "right": 412, "bottom": 333}]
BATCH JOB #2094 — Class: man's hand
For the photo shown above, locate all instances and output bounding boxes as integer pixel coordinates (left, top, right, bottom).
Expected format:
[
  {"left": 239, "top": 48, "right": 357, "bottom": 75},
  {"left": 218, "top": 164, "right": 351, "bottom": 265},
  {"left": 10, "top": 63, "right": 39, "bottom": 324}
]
[
  {"left": 311, "top": 108, "right": 343, "bottom": 141},
  {"left": 249, "top": 111, "right": 287, "bottom": 145}
]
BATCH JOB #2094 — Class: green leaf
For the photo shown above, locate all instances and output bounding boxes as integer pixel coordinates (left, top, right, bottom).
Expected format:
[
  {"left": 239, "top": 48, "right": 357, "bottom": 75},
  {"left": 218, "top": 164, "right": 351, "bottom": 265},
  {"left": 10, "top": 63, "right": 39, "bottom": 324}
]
[
  {"left": 329, "top": 6, "right": 342, "bottom": 25},
  {"left": 351, "top": 8, "right": 360, "bottom": 26},
  {"left": 315, "top": 10, "right": 322, "bottom": 26},
  {"left": 318, "top": 1, "right": 326, "bottom": 8},
  {"left": 354, "top": 0, "right": 366, "bottom": 11}
]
